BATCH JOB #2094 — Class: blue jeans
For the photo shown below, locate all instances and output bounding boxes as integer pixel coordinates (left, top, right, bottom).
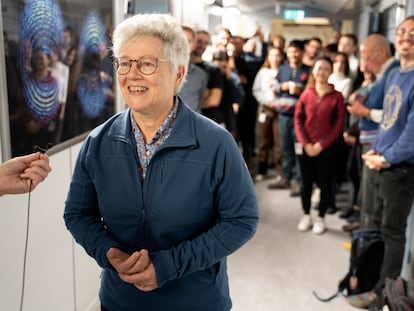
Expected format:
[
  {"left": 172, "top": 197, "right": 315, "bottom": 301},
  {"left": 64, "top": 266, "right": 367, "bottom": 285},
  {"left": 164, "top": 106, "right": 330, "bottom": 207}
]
[{"left": 278, "top": 113, "right": 300, "bottom": 181}]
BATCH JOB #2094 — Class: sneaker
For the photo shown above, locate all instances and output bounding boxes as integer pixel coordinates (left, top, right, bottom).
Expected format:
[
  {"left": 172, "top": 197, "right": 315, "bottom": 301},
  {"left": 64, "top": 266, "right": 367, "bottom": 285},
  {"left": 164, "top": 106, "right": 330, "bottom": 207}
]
[
  {"left": 297, "top": 215, "right": 312, "bottom": 232},
  {"left": 312, "top": 217, "right": 326, "bottom": 234},
  {"left": 290, "top": 180, "right": 301, "bottom": 197},
  {"left": 346, "top": 211, "right": 360, "bottom": 223},
  {"left": 339, "top": 207, "right": 356, "bottom": 219},
  {"left": 342, "top": 222, "right": 360, "bottom": 233},
  {"left": 254, "top": 174, "right": 265, "bottom": 182},
  {"left": 347, "top": 291, "right": 377, "bottom": 309},
  {"left": 273, "top": 175, "right": 283, "bottom": 184},
  {"left": 267, "top": 176, "right": 290, "bottom": 189}
]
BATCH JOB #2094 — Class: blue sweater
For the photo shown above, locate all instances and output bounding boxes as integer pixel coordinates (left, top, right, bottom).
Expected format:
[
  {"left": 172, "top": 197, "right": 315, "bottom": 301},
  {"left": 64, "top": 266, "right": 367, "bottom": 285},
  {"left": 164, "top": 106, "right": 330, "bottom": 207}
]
[
  {"left": 359, "top": 59, "right": 400, "bottom": 144},
  {"left": 64, "top": 99, "right": 259, "bottom": 310},
  {"left": 373, "top": 66, "right": 414, "bottom": 165}
]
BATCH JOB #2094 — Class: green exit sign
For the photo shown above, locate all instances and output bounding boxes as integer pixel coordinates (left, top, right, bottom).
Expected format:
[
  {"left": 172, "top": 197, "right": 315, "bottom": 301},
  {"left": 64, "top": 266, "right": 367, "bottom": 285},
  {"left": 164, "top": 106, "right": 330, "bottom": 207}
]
[{"left": 283, "top": 9, "right": 305, "bottom": 20}]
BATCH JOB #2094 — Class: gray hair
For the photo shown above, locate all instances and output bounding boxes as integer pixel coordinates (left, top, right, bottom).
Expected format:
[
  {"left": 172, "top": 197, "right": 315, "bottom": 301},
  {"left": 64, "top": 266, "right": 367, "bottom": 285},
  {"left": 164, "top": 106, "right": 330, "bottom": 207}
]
[{"left": 112, "top": 13, "right": 189, "bottom": 93}]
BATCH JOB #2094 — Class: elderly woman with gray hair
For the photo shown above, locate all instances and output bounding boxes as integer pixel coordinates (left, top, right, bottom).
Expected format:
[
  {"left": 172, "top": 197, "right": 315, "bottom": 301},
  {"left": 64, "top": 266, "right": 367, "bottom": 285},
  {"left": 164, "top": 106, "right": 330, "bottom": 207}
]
[{"left": 64, "top": 13, "right": 259, "bottom": 311}]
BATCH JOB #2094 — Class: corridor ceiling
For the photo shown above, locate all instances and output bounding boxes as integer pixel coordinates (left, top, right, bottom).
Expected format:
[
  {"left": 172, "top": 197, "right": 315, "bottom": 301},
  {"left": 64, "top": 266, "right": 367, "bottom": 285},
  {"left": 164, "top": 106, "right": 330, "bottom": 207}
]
[{"left": 225, "top": 0, "right": 371, "bottom": 17}]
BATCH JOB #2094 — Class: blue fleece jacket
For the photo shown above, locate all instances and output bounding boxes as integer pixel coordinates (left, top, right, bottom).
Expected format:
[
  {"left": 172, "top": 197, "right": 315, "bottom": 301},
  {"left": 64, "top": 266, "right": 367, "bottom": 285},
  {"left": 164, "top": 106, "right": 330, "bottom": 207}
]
[{"left": 64, "top": 99, "right": 259, "bottom": 310}]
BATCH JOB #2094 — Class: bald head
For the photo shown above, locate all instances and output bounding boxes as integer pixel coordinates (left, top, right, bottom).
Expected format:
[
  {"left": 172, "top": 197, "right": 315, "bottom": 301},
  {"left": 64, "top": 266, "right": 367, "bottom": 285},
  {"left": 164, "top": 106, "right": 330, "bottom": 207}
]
[
  {"left": 364, "top": 34, "right": 391, "bottom": 56},
  {"left": 360, "top": 33, "right": 392, "bottom": 74}
]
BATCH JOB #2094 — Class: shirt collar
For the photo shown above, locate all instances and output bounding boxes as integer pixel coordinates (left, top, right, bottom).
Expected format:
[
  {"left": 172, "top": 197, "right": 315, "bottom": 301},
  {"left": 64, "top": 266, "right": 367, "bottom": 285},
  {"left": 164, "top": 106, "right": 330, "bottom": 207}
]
[{"left": 130, "top": 97, "right": 179, "bottom": 144}]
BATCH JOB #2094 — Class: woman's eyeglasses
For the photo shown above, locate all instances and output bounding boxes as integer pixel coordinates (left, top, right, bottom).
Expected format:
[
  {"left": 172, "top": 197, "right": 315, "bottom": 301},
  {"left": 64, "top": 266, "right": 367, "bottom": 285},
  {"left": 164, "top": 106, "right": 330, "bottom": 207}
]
[{"left": 113, "top": 56, "right": 170, "bottom": 75}]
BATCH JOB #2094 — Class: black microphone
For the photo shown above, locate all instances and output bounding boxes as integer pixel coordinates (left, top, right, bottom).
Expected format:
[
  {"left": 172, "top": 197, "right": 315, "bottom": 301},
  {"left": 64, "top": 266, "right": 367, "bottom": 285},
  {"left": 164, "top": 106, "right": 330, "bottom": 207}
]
[{"left": 33, "top": 143, "right": 53, "bottom": 154}]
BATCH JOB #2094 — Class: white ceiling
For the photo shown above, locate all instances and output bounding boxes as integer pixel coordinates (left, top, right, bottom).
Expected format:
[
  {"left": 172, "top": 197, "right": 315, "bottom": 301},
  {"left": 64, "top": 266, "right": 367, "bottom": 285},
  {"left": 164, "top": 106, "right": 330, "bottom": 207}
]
[{"left": 224, "top": 0, "right": 357, "bottom": 17}]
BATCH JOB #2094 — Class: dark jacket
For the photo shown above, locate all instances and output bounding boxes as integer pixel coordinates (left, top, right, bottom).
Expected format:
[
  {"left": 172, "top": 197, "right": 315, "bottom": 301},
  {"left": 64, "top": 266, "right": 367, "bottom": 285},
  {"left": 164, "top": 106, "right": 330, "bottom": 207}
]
[
  {"left": 64, "top": 98, "right": 259, "bottom": 310},
  {"left": 275, "top": 63, "right": 310, "bottom": 115}
]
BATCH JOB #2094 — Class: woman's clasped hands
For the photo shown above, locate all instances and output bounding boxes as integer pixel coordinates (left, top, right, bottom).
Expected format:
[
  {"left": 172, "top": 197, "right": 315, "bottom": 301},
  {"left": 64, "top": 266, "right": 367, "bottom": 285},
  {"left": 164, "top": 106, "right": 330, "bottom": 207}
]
[{"left": 107, "top": 247, "right": 159, "bottom": 292}]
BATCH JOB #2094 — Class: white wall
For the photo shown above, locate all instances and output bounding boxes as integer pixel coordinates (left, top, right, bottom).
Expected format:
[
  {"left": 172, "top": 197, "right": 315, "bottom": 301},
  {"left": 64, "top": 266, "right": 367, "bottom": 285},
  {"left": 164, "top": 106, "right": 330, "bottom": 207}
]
[
  {"left": 171, "top": 0, "right": 209, "bottom": 29},
  {"left": 223, "top": 13, "right": 271, "bottom": 40},
  {"left": 0, "top": 0, "right": 126, "bottom": 306},
  {"left": 0, "top": 143, "right": 101, "bottom": 311}
]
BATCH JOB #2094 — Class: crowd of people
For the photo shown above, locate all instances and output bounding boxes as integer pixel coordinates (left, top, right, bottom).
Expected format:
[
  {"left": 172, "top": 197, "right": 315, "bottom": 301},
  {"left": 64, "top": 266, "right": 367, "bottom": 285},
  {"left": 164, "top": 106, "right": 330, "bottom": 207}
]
[
  {"left": 2, "top": 12, "right": 414, "bottom": 311},
  {"left": 176, "top": 23, "right": 361, "bottom": 232},
  {"left": 173, "top": 17, "right": 414, "bottom": 310}
]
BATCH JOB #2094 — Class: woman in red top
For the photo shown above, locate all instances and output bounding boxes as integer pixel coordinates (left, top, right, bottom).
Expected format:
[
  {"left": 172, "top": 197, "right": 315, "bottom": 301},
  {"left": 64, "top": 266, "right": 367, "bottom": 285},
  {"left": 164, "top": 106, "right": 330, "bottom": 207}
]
[{"left": 294, "top": 56, "right": 346, "bottom": 234}]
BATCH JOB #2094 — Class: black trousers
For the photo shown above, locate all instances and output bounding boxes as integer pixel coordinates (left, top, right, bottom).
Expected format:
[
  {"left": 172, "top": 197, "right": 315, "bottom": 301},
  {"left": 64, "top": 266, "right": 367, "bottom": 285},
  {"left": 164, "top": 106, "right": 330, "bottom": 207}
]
[
  {"left": 375, "top": 163, "right": 414, "bottom": 293},
  {"left": 298, "top": 144, "right": 338, "bottom": 217}
]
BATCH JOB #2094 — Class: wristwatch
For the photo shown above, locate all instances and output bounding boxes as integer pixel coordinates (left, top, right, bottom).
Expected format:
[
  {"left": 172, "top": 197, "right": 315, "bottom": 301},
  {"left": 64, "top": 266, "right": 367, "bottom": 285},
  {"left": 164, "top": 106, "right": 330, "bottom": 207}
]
[{"left": 380, "top": 156, "right": 391, "bottom": 169}]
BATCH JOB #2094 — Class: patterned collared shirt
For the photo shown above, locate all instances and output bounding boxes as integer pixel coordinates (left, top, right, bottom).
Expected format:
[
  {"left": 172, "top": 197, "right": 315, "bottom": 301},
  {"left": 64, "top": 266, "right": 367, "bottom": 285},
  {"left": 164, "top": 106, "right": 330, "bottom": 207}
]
[{"left": 131, "top": 98, "right": 179, "bottom": 180}]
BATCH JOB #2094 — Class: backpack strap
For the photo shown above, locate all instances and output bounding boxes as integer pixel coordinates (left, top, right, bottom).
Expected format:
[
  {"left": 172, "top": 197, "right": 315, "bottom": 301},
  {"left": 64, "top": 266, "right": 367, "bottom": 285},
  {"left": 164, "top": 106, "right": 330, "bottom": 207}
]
[{"left": 312, "top": 288, "right": 344, "bottom": 302}]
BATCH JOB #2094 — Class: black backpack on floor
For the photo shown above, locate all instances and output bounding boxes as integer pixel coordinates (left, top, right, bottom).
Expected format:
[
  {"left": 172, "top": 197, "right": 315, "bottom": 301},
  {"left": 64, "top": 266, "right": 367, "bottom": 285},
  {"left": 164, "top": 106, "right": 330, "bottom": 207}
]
[{"left": 313, "top": 228, "right": 385, "bottom": 302}]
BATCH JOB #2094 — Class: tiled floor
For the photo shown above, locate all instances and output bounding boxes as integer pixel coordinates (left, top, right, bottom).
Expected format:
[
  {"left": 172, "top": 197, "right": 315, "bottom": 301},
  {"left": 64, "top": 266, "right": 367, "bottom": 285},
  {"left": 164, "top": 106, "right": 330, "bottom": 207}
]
[{"left": 228, "top": 176, "right": 357, "bottom": 311}]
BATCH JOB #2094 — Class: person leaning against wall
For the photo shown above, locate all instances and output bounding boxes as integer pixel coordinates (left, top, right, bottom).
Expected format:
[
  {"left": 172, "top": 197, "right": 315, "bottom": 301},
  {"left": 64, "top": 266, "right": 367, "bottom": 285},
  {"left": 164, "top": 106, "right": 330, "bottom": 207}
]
[
  {"left": 63, "top": 13, "right": 259, "bottom": 311},
  {"left": 0, "top": 152, "right": 51, "bottom": 196}
]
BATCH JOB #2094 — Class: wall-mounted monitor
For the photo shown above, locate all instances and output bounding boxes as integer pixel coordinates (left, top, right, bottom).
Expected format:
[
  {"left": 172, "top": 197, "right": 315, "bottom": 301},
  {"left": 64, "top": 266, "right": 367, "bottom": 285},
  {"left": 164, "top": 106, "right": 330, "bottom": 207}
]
[{"left": 1, "top": 0, "right": 115, "bottom": 158}]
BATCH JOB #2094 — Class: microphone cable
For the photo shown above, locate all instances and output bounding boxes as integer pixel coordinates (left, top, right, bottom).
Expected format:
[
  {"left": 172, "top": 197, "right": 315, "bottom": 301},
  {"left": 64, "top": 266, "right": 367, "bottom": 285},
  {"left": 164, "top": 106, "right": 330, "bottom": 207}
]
[
  {"left": 19, "top": 179, "right": 33, "bottom": 311},
  {"left": 19, "top": 144, "right": 52, "bottom": 311}
]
